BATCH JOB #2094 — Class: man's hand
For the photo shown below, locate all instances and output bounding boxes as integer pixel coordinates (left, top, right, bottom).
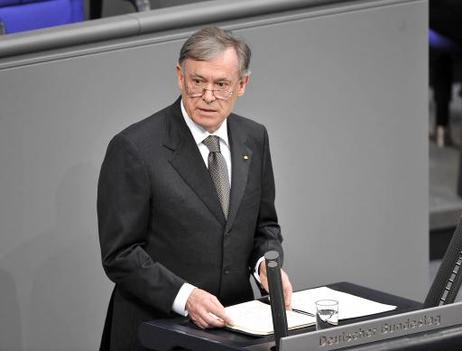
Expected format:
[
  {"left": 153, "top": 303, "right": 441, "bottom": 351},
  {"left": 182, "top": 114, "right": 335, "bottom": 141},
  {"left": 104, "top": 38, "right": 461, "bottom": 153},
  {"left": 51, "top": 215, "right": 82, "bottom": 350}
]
[
  {"left": 185, "top": 288, "right": 232, "bottom": 329},
  {"left": 259, "top": 261, "right": 293, "bottom": 310}
]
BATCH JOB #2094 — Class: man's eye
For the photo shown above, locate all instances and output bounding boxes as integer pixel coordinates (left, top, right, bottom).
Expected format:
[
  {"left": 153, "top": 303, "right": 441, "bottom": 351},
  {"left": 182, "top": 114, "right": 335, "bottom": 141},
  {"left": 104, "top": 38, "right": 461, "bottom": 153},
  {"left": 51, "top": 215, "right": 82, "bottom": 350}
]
[
  {"left": 193, "top": 79, "right": 202, "bottom": 85},
  {"left": 217, "top": 82, "right": 229, "bottom": 89}
]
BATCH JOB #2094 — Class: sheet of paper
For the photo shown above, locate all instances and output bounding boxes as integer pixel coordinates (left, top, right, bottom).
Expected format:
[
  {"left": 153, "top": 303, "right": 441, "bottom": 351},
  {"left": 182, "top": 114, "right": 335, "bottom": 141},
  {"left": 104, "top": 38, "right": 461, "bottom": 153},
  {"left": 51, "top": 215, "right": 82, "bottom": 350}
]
[
  {"left": 292, "top": 287, "right": 396, "bottom": 320},
  {"left": 225, "top": 300, "right": 315, "bottom": 335}
]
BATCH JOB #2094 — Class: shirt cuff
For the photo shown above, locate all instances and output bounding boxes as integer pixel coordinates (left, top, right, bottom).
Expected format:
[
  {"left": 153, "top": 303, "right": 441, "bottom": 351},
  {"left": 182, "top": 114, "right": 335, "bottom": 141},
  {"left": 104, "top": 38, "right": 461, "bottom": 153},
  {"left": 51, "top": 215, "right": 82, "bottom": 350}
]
[
  {"left": 172, "top": 283, "right": 196, "bottom": 316},
  {"left": 253, "top": 256, "right": 266, "bottom": 284}
]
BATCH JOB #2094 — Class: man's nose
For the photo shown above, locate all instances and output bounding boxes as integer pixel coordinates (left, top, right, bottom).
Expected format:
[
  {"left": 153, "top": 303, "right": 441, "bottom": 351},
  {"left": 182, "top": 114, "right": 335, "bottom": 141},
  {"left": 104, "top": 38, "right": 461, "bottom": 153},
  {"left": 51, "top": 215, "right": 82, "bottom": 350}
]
[{"left": 202, "top": 88, "right": 216, "bottom": 104}]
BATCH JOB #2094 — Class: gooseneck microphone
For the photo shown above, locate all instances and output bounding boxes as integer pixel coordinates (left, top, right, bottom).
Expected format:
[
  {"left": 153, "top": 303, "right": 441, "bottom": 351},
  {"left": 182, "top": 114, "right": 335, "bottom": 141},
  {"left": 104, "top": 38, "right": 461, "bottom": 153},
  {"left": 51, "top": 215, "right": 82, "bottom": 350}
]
[
  {"left": 264, "top": 250, "right": 288, "bottom": 351},
  {"left": 425, "top": 218, "right": 462, "bottom": 307}
]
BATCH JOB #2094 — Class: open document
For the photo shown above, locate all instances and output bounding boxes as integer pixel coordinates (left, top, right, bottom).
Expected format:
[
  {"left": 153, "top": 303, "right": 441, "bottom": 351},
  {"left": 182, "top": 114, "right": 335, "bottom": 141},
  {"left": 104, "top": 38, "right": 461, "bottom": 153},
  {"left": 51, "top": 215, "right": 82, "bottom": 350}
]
[
  {"left": 292, "top": 286, "right": 397, "bottom": 320},
  {"left": 224, "top": 286, "right": 397, "bottom": 336},
  {"left": 225, "top": 300, "right": 315, "bottom": 336}
]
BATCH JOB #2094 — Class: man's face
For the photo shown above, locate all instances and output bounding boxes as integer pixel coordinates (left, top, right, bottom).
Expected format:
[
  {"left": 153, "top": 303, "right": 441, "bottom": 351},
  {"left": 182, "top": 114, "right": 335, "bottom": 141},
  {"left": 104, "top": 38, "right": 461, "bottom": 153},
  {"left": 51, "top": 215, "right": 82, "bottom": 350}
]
[{"left": 176, "top": 47, "right": 249, "bottom": 133}]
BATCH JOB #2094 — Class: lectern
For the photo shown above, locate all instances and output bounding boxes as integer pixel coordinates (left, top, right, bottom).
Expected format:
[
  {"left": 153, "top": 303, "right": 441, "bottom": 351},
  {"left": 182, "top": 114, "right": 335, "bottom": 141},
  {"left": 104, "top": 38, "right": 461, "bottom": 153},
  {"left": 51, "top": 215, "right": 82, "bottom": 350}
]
[{"left": 138, "top": 282, "right": 422, "bottom": 351}]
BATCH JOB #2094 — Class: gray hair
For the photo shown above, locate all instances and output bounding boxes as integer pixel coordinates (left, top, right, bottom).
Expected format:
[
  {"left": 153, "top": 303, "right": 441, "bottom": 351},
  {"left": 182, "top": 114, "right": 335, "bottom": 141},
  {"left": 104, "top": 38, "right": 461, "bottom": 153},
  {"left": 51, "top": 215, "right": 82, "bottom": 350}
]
[{"left": 179, "top": 26, "right": 251, "bottom": 77}]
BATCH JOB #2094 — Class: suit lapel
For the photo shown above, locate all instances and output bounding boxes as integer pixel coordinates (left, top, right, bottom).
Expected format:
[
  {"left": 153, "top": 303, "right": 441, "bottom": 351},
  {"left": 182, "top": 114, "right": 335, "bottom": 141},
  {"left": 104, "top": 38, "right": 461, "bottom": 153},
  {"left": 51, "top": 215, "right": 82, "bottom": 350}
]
[
  {"left": 163, "top": 99, "right": 226, "bottom": 226},
  {"left": 226, "top": 115, "right": 252, "bottom": 232}
]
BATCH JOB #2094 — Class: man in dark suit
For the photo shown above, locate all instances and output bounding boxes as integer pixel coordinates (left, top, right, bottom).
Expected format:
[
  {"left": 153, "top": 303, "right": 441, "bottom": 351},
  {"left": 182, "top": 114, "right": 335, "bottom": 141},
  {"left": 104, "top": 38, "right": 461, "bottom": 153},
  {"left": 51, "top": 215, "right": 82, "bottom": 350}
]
[{"left": 97, "top": 26, "right": 292, "bottom": 351}]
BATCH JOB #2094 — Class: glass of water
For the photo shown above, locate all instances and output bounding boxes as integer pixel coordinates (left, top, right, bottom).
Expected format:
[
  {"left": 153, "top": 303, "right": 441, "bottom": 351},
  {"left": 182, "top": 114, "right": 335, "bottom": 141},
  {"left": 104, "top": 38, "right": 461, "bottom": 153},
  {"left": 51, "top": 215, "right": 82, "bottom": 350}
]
[{"left": 315, "top": 299, "right": 339, "bottom": 330}]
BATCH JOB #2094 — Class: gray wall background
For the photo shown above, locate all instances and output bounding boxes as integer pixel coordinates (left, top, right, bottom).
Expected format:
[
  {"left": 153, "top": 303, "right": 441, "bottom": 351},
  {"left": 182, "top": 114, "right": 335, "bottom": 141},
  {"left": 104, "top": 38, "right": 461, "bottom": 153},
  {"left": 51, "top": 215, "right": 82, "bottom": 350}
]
[{"left": 0, "top": 0, "right": 428, "bottom": 350}]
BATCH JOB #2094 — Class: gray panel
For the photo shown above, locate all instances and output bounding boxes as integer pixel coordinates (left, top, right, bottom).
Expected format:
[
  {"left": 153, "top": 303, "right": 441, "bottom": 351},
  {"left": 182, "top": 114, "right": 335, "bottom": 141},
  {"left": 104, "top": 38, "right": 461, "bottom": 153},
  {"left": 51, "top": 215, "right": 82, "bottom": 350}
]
[
  {"left": 0, "top": 0, "right": 427, "bottom": 349},
  {"left": 0, "top": 0, "right": 402, "bottom": 59},
  {"left": 234, "top": 0, "right": 428, "bottom": 300}
]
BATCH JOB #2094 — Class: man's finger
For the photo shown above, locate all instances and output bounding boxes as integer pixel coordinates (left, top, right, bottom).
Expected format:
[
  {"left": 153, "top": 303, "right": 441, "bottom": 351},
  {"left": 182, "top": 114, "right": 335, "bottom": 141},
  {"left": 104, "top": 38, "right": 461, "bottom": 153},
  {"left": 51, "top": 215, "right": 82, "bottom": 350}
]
[
  {"left": 203, "top": 312, "right": 226, "bottom": 328},
  {"left": 191, "top": 314, "right": 207, "bottom": 329},
  {"left": 281, "top": 270, "right": 293, "bottom": 309},
  {"left": 284, "top": 288, "right": 292, "bottom": 309},
  {"left": 208, "top": 299, "right": 232, "bottom": 326}
]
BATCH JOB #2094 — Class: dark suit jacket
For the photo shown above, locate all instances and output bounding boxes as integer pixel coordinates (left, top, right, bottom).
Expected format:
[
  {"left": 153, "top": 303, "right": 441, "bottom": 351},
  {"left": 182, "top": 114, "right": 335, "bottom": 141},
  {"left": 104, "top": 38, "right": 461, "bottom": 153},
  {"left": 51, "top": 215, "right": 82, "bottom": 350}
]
[{"left": 97, "top": 98, "right": 283, "bottom": 351}]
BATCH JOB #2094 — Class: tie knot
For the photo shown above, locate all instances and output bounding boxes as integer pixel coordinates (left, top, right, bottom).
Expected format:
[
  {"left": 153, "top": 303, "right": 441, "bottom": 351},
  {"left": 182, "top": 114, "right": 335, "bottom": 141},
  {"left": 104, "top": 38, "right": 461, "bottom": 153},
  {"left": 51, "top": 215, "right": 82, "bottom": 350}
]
[{"left": 203, "top": 135, "right": 221, "bottom": 153}]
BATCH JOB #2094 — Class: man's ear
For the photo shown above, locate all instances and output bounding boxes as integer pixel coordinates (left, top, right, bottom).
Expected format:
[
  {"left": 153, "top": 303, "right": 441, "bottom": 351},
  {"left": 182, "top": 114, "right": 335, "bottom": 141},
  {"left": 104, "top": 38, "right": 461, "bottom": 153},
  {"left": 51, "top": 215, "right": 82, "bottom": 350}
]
[
  {"left": 237, "top": 74, "right": 250, "bottom": 97},
  {"left": 176, "top": 64, "right": 184, "bottom": 91}
]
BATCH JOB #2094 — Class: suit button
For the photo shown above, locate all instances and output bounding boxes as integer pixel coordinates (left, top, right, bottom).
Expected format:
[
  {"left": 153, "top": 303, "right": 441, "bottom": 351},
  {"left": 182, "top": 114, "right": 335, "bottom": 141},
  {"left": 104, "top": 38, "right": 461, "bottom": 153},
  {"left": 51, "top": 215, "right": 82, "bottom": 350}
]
[{"left": 224, "top": 269, "right": 230, "bottom": 275}]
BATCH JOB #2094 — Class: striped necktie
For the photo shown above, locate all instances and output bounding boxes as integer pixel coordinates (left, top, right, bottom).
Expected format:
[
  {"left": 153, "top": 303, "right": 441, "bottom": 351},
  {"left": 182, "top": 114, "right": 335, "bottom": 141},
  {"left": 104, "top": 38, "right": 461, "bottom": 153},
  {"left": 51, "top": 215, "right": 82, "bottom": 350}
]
[{"left": 203, "top": 135, "right": 230, "bottom": 218}]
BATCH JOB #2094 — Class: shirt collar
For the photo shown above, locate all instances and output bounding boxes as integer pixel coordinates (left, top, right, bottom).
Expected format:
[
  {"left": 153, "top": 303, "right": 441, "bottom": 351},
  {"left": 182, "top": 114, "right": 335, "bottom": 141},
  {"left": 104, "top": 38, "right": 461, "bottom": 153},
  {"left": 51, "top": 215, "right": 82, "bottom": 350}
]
[{"left": 181, "top": 99, "right": 229, "bottom": 147}]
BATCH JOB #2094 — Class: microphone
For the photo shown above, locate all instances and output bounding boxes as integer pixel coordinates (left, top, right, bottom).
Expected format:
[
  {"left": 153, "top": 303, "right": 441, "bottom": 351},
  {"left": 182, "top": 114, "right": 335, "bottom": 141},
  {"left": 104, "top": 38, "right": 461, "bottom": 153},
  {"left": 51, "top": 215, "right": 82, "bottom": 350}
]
[
  {"left": 425, "top": 218, "right": 462, "bottom": 307},
  {"left": 264, "top": 251, "right": 288, "bottom": 351}
]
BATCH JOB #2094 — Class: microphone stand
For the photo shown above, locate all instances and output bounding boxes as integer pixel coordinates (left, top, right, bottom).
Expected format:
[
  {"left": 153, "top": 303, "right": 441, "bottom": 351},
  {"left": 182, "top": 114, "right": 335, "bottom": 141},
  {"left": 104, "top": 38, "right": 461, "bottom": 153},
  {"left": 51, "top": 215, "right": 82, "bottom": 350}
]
[{"left": 264, "top": 250, "right": 288, "bottom": 351}]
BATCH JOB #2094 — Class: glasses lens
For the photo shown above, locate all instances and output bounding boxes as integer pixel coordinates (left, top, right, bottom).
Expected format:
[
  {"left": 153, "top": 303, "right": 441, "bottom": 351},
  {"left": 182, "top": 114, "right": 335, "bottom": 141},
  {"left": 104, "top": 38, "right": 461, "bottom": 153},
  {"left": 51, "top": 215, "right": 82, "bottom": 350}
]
[
  {"left": 213, "top": 89, "right": 231, "bottom": 100},
  {"left": 188, "top": 87, "right": 203, "bottom": 97}
]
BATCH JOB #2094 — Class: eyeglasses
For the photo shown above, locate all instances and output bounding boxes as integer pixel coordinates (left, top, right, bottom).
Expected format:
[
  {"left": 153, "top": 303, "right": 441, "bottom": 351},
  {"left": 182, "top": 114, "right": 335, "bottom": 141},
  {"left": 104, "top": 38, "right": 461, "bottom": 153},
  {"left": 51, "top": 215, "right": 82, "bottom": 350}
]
[{"left": 184, "top": 78, "right": 234, "bottom": 100}]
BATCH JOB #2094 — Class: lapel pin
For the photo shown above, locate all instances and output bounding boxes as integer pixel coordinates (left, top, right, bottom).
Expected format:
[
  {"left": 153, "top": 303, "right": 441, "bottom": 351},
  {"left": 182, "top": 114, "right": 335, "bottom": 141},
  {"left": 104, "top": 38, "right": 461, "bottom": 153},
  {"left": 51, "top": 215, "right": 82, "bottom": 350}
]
[{"left": 243, "top": 155, "right": 249, "bottom": 160}]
